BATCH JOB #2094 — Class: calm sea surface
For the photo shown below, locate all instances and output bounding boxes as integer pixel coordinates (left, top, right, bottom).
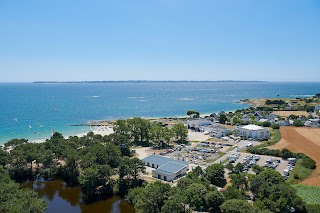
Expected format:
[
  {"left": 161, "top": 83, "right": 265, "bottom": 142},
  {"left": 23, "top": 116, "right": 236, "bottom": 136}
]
[{"left": 1, "top": 82, "right": 319, "bottom": 143}]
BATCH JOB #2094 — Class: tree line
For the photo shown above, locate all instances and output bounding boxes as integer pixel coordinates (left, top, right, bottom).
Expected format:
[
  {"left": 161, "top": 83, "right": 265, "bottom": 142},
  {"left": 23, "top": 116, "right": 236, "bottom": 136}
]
[
  {"left": 0, "top": 131, "right": 147, "bottom": 209},
  {"left": 113, "top": 117, "right": 188, "bottom": 148},
  {"left": 127, "top": 164, "right": 318, "bottom": 213}
]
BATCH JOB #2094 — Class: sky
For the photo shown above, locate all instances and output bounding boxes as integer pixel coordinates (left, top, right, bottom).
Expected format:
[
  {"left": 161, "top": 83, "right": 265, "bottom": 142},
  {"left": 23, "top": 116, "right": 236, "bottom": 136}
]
[{"left": 0, "top": 0, "right": 319, "bottom": 82}]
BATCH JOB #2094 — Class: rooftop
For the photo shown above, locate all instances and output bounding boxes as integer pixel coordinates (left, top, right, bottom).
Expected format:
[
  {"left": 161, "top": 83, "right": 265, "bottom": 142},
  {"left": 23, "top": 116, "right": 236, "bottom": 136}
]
[
  {"left": 155, "top": 161, "right": 187, "bottom": 175},
  {"left": 142, "top": 154, "right": 188, "bottom": 167},
  {"left": 241, "top": 124, "right": 265, "bottom": 131}
]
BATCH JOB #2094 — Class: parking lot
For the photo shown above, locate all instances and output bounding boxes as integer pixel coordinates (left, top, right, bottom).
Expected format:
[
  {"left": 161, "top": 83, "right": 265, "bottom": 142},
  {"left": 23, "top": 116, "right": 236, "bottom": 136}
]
[
  {"left": 141, "top": 137, "right": 295, "bottom": 179},
  {"left": 217, "top": 151, "right": 289, "bottom": 174}
]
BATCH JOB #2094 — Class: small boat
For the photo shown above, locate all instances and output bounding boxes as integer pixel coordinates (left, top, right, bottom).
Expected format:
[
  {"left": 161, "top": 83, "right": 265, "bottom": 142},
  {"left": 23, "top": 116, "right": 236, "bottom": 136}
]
[
  {"left": 29, "top": 125, "right": 32, "bottom": 129},
  {"left": 14, "top": 118, "right": 18, "bottom": 122}
]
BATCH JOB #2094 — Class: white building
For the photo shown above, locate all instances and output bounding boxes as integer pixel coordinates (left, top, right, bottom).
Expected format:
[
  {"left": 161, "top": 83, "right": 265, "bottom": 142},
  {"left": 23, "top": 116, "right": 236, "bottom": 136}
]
[
  {"left": 304, "top": 119, "right": 320, "bottom": 127},
  {"left": 187, "top": 119, "right": 212, "bottom": 131},
  {"left": 236, "top": 124, "right": 270, "bottom": 140},
  {"left": 199, "top": 124, "right": 232, "bottom": 138},
  {"left": 142, "top": 154, "right": 189, "bottom": 182}
]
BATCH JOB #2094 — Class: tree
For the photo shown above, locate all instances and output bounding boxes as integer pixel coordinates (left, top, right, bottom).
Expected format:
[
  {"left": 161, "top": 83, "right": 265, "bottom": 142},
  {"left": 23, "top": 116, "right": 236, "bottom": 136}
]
[
  {"left": 0, "top": 149, "right": 10, "bottom": 166},
  {"left": 177, "top": 177, "right": 194, "bottom": 190},
  {"left": 226, "top": 163, "right": 234, "bottom": 172},
  {"left": 126, "top": 187, "right": 144, "bottom": 205},
  {"left": 78, "top": 164, "right": 112, "bottom": 199},
  {"left": 162, "top": 195, "right": 190, "bottom": 213},
  {"left": 134, "top": 181, "right": 172, "bottom": 213},
  {"left": 254, "top": 183, "right": 305, "bottom": 213},
  {"left": 234, "top": 162, "right": 244, "bottom": 174},
  {"left": 187, "top": 110, "right": 200, "bottom": 118},
  {"left": 271, "top": 123, "right": 280, "bottom": 129},
  {"left": 172, "top": 123, "right": 188, "bottom": 143},
  {"left": 0, "top": 166, "right": 48, "bottom": 213},
  {"left": 220, "top": 199, "right": 255, "bottom": 213},
  {"left": 193, "top": 166, "right": 204, "bottom": 177},
  {"left": 293, "top": 120, "right": 304, "bottom": 127},
  {"left": 206, "top": 190, "right": 225, "bottom": 212},
  {"left": 205, "top": 164, "right": 225, "bottom": 185},
  {"left": 183, "top": 183, "right": 208, "bottom": 211},
  {"left": 262, "top": 121, "right": 271, "bottom": 127},
  {"left": 219, "top": 114, "right": 227, "bottom": 124},
  {"left": 224, "top": 186, "right": 247, "bottom": 200},
  {"left": 230, "top": 173, "right": 248, "bottom": 190},
  {"left": 252, "top": 164, "right": 263, "bottom": 174}
]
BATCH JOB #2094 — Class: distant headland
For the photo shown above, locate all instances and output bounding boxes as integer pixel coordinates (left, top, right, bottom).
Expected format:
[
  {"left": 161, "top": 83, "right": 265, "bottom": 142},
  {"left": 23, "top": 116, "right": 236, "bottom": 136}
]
[{"left": 33, "top": 80, "right": 265, "bottom": 83}]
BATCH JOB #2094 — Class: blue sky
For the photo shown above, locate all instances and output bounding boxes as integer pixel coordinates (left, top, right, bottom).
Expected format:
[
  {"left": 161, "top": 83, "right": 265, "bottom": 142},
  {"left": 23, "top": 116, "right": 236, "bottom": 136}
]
[{"left": 0, "top": 0, "right": 319, "bottom": 82}]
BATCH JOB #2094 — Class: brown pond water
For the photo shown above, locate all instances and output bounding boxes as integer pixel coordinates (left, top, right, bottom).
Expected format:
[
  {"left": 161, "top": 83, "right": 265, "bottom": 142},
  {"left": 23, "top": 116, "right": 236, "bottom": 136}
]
[{"left": 22, "top": 180, "right": 135, "bottom": 213}]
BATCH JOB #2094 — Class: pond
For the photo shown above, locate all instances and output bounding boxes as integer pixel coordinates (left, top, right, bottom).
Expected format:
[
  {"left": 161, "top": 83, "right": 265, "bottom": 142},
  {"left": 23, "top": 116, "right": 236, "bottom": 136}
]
[{"left": 22, "top": 180, "right": 135, "bottom": 213}]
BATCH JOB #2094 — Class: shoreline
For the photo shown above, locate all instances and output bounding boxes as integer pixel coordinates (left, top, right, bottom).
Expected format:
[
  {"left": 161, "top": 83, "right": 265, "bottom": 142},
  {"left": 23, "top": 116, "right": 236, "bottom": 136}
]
[{"left": 0, "top": 106, "right": 248, "bottom": 145}]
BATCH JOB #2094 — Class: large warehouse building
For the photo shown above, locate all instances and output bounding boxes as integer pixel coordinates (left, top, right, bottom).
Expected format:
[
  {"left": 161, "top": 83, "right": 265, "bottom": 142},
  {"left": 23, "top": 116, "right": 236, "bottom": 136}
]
[{"left": 142, "top": 154, "right": 189, "bottom": 182}]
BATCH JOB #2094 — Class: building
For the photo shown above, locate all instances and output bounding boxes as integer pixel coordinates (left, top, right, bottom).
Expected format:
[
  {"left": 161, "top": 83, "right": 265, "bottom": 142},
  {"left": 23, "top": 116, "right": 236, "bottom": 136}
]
[
  {"left": 142, "top": 154, "right": 189, "bottom": 182},
  {"left": 187, "top": 119, "right": 212, "bottom": 131},
  {"left": 199, "top": 124, "right": 232, "bottom": 138},
  {"left": 236, "top": 124, "right": 270, "bottom": 140},
  {"left": 304, "top": 119, "right": 320, "bottom": 127}
]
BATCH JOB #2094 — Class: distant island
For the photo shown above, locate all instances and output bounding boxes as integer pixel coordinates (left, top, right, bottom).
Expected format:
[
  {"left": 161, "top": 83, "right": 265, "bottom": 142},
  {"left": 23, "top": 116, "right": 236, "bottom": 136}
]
[{"left": 33, "top": 80, "right": 265, "bottom": 83}]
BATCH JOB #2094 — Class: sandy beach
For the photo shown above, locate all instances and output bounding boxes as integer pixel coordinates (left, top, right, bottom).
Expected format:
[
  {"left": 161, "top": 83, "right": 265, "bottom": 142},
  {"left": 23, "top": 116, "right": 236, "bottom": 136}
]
[{"left": 31, "top": 126, "right": 114, "bottom": 144}]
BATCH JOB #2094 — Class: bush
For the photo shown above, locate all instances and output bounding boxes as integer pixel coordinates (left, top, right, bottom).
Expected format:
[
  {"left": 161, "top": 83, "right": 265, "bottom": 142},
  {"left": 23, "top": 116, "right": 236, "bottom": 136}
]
[
  {"left": 301, "top": 156, "right": 316, "bottom": 169},
  {"left": 293, "top": 120, "right": 304, "bottom": 127},
  {"left": 271, "top": 123, "right": 280, "bottom": 129},
  {"left": 262, "top": 121, "right": 271, "bottom": 127}
]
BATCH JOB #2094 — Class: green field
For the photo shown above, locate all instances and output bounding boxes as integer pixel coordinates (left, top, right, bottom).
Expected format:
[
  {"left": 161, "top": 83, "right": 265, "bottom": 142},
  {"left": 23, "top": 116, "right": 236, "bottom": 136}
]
[{"left": 292, "top": 184, "right": 320, "bottom": 205}]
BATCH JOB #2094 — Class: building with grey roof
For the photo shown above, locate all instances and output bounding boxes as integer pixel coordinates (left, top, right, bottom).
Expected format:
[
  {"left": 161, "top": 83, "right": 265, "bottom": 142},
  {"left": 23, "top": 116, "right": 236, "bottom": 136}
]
[{"left": 142, "top": 154, "right": 189, "bottom": 182}]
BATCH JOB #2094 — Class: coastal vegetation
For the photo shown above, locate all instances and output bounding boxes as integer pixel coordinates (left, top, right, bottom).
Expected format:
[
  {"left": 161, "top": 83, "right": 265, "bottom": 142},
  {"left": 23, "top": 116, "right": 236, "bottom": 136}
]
[
  {"left": 0, "top": 166, "right": 48, "bottom": 212},
  {"left": 0, "top": 131, "right": 146, "bottom": 202}
]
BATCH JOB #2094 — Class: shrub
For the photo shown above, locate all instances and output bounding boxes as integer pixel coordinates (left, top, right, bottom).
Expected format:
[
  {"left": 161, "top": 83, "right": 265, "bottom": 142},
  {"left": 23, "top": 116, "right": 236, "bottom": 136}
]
[
  {"left": 271, "top": 123, "right": 280, "bottom": 129},
  {"left": 293, "top": 120, "right": 304, "bottom": 127},
  {"left": 301, "top": 156, "right": 316, "bottom": 169}
]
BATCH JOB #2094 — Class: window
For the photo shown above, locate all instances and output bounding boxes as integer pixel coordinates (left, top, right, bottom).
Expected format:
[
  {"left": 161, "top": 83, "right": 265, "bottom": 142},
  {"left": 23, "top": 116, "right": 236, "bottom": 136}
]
[
  {"left": 164, "top": 176, "right": 167, "bottom": 181},
  {"left": 158, "top": 174, "right": 161, "bottom": 179}
]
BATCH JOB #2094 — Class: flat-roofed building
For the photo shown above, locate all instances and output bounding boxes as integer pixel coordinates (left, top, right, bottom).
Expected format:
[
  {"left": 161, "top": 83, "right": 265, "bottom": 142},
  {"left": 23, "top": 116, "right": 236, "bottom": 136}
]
[
  {"left": 142, "top": 154, "right": 189, "bottom": 182},
  {"left": 236, "top": 124, "right": 270, "bottom": 140}
]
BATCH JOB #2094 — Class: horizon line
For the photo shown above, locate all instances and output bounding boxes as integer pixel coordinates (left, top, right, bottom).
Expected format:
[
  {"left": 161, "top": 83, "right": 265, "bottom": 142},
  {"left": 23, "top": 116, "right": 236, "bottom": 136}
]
[{"left": 0, "top": 80, "right": 320, "bottom": 83}]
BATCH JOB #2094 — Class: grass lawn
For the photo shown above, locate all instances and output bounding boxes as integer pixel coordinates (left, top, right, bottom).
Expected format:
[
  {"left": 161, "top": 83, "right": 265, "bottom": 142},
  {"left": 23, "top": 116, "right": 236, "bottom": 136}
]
[{"left": 292, "top": 184, "right": 320, "bottom": 205}]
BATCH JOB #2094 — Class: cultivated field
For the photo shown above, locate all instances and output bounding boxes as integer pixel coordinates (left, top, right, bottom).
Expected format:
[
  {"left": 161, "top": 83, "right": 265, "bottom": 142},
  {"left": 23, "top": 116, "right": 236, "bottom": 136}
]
[
  {"left": 269, "top": 127, "right": 320, "bottom": 186},
  {"left": 292, "top": 184, "right": 320, "bottom": 205},
  {"left": 273, "top": 111, "right": 310, "bottom": 117}
]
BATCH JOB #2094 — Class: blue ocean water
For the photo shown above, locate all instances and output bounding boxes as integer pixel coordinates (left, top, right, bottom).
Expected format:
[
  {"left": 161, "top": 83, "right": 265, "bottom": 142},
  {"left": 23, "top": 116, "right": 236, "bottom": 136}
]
[{"left": 0, "top": 82, "right": 319, "bottom": 144}]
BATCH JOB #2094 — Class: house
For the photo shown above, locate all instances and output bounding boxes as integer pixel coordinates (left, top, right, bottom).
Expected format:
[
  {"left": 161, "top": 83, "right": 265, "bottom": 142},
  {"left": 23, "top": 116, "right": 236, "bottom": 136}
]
[
  {"left": 315, "top": 104, "right": 320, "bottom": 112},
  {"left": 278, "top": 118, "right": 291, "bottom": 126},
  {"left": 142, "top": 154, "right": 189, "bottom": 182},
  {"left": 236, "top": 124, "right": 270, "bottom": 140},
  {"left": 187, "top": 119, "right": 212, "bottom": 131},
  {"left": 304, "top": 119, "right": 320, "bottom": 127},
  {"left": 242, "top": 114, "right": 251, "bottom": 123}
]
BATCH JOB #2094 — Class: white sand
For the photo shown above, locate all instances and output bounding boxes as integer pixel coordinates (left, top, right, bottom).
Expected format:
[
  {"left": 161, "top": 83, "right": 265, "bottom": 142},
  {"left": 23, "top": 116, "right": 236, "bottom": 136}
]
[{"left": 30, "top": 125, "right": 114, "bottom": 144}]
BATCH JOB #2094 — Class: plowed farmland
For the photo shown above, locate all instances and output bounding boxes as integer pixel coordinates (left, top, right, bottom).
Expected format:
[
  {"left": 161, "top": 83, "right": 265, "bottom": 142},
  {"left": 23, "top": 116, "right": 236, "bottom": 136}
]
[{"left": 269, "top": 127, "right": 320, "bottom": 186}]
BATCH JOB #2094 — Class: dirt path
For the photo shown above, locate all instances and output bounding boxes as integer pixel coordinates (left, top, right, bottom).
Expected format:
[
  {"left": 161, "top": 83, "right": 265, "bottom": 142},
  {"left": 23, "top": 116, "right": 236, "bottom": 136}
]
[{"left": 268, "top": 127, "right": 320, "bottom": 186}]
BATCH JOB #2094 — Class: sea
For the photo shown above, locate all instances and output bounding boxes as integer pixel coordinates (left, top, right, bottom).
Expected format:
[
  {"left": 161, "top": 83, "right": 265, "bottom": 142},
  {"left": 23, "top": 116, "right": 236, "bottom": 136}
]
[{"left": 0, "top": 81, "right": 319, "bottom": 144}]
